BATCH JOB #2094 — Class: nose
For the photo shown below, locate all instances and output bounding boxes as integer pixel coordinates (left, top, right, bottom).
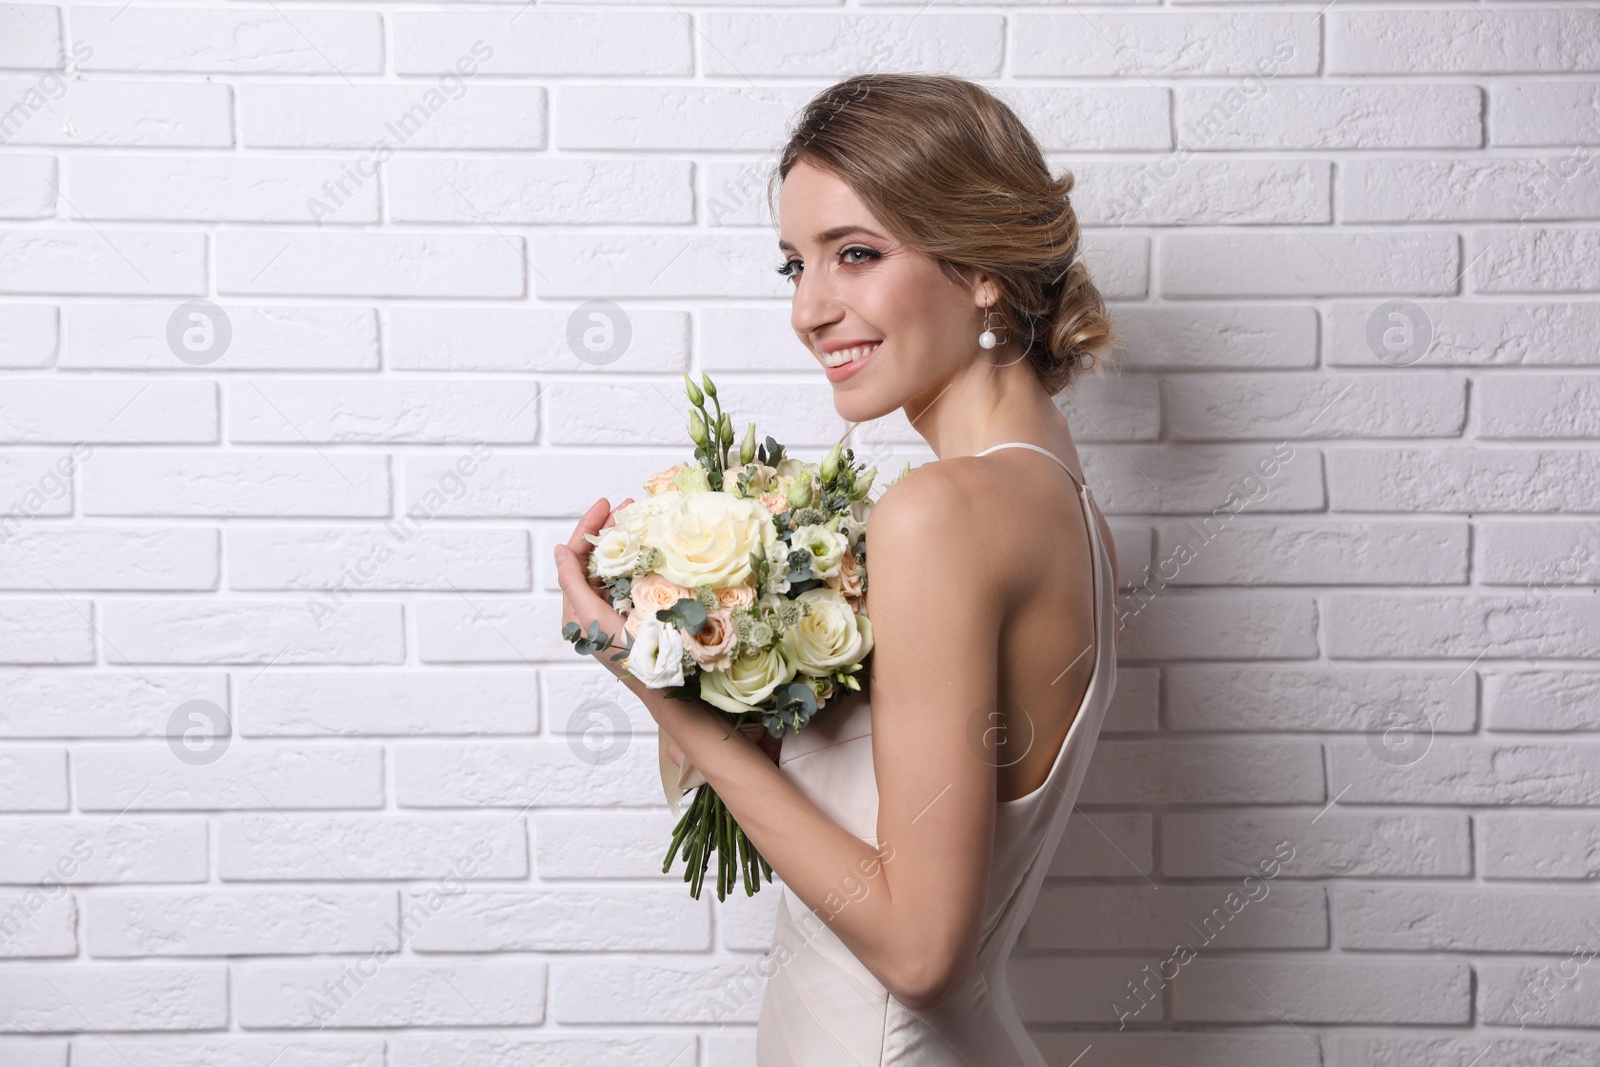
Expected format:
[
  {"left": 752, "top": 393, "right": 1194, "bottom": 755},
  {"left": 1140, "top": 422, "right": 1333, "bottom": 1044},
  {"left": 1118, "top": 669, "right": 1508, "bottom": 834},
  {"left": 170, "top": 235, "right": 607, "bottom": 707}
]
[{"left": 789, "top": 261, "right": 844, "bottom": 352}]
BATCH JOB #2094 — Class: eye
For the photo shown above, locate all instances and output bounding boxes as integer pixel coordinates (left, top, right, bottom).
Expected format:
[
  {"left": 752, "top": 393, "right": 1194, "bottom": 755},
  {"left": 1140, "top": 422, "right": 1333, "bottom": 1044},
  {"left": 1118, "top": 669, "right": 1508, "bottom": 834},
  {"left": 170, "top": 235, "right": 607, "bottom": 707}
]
[{"left": 775, "top": 246, "right": 882, "bottom": 283}]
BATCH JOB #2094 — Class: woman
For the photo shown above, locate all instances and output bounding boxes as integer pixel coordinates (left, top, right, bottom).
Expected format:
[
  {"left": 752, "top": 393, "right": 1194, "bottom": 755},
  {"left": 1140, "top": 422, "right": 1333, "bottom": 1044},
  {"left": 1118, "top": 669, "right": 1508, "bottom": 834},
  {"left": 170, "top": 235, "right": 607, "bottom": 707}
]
[{"left": 555, "top": 73, "right": 1121, "bottom": 1065}]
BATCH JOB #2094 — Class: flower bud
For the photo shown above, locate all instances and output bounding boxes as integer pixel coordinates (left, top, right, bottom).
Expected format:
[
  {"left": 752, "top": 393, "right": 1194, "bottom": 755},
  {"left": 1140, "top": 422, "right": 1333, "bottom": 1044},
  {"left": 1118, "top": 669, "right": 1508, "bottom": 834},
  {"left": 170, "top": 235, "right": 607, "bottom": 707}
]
[
  {"left": 689, "top": 410, "right": 707, "bottom": 449},
  {"left": 787, "top": 468, "right": 813, "bottom": 509},
  {"left": 821, "top": 442, "right": 841, "bottom": 482},
  {"left": 852, "top": 466, "right": 877, "bottom": 500},
  {"left": 700, "top": 372, "right": 718, "bottom": 399},
  {"left": 683, "top": 373, "right": 703, "bottom": 407},
  {"left": 740, "top": 422, "right": 757, "bottom": 465}
]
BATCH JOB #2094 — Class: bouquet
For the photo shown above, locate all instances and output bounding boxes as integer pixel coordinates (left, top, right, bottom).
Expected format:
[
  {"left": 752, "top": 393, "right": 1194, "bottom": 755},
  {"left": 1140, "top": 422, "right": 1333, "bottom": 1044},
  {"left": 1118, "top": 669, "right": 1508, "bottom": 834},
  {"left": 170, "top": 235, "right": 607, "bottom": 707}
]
[{"left": 562, "top": 373, "right": 878, "bottom": 900}]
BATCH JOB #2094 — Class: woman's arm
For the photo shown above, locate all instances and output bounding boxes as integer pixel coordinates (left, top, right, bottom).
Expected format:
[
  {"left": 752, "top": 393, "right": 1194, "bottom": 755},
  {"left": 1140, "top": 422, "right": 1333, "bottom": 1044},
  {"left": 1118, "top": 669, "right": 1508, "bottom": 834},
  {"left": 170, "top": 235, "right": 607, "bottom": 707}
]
[{"left": 555, "top": 476, "right": 1000, "bottom": 1010}]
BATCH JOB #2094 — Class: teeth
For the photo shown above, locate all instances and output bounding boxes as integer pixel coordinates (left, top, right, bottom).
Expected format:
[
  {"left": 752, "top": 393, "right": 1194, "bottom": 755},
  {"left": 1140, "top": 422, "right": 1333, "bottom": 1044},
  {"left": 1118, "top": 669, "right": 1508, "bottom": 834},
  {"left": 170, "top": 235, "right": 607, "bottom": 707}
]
[{"left": 823, "top": 343, "right": 879, "bottom": 368}]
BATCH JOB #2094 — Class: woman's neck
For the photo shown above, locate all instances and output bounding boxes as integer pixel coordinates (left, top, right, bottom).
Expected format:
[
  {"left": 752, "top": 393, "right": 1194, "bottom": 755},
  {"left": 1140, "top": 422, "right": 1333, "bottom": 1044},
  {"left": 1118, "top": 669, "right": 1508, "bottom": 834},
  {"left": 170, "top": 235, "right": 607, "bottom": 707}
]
[{"left": 908, "top": 353, "right": 1072, "bottom": 462}]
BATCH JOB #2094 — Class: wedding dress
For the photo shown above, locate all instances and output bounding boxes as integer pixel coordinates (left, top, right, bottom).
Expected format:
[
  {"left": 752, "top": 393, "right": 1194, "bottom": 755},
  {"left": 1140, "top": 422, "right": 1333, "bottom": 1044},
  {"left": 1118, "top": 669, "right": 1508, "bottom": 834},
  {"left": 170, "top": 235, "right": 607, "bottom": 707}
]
[{"left": 755, "top": 441, "right": 1119, "bottom": 1066}]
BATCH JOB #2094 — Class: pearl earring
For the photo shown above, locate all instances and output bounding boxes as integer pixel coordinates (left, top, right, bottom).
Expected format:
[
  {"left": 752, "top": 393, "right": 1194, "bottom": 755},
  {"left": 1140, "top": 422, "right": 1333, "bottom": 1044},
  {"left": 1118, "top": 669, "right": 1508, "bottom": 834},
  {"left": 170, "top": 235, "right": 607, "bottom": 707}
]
[{"left": 979, "top": 305, "right": 1006, "bottom": 350}]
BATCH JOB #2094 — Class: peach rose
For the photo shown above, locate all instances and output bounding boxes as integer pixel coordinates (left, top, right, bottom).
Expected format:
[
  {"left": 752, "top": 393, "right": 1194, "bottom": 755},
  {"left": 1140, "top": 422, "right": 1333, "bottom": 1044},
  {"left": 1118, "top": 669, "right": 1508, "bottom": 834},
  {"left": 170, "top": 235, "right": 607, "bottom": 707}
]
[
  {"left": 758, "top": 491, "right": 789, "bottom": 516},
  {"left": 829, "top": 549, "right": 864, "bottom": 606},
  {"left": 643, "top": 463, "right": 684, "bottom": 496},
  {"left": 684, "top": 607, "right": 739, "bottom": 671},
  {"left": 715, "top": 585, "right": 757, "bottom": 610},
  {"left": 631, "top": 572, "right": 696, "bottom": 612}
]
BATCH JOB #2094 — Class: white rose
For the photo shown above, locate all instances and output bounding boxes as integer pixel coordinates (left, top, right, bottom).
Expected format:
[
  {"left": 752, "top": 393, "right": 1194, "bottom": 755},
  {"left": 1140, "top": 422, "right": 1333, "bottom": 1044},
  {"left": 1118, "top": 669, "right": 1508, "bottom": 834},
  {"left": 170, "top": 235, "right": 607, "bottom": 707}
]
[
  {"left": 699, "top": 644, "right": 797, "bottom": 715},
  {"left": 587, "top": 523, "right": 644, "bottom": 579},
  {"left": 626, "top": 613, "right": 687, "bottom": 688},
  {"left": 648, "top": 491, "right": 776, "bottom": 590},
  {"left": 616, "top": 491, "right": 680, "bottom": 537},
  {"left": 791, "top": 524, "right": 848, "bottom": 579},
  {"left": 781, "top": 587, "right": 874, "bottom": 676}
]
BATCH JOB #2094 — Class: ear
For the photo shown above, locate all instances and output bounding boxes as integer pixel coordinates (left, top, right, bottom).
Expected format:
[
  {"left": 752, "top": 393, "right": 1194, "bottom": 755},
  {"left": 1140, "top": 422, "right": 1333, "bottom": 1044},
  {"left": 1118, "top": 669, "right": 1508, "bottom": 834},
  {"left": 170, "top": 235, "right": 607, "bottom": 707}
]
[{"left": 969, "top": 272, "right": 1001, "bottom": 310}]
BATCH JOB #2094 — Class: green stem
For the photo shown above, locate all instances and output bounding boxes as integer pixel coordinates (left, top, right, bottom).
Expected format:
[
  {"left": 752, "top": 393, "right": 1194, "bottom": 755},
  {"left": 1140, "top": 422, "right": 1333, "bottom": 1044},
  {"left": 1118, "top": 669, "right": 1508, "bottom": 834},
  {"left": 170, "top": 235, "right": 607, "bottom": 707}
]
[
  {"left": 736, "top": 819, "right": 751, "bottom": 896},
  {"left": 709, "top": 395, "right": 725, "bottom": 480},
  {"left": 715, "top": 793, "right": 728, "bottom": 902},
  {"left": 723, "top": 801, "right": 738, "bottom": 900}
]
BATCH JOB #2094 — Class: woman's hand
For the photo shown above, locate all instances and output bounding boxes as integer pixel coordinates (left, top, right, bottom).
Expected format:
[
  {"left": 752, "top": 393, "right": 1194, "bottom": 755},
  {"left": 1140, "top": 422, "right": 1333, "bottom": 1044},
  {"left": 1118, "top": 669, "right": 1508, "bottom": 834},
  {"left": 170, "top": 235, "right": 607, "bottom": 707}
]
[
  {"left": 553, "top": 496, "right": 635, "bottom": 681},
  {"left": 667, "top": 726, "right": 783, "bottom": 768}
]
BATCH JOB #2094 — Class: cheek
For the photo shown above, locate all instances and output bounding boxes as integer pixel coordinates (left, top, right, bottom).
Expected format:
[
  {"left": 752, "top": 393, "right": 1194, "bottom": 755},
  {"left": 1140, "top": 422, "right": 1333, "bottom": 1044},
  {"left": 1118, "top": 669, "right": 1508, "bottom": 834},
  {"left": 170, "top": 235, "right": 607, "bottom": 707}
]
[{"left": 859, "top": 270, "right": 945, "bottom": 350}]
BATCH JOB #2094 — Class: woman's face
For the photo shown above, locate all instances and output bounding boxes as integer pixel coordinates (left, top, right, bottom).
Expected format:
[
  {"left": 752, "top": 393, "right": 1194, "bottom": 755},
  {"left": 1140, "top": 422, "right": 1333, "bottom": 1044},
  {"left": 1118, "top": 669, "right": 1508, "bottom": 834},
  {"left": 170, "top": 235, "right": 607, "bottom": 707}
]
[{"left": 778, "top": 159, "right": 988, "bottom": 425}]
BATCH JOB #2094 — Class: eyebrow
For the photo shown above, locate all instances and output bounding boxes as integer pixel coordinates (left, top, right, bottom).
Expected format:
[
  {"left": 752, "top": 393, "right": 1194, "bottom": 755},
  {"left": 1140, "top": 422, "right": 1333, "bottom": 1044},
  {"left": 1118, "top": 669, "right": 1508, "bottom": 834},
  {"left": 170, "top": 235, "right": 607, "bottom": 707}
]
[{"left": 777, "top": 225, "right": 888, "bottom": 253}]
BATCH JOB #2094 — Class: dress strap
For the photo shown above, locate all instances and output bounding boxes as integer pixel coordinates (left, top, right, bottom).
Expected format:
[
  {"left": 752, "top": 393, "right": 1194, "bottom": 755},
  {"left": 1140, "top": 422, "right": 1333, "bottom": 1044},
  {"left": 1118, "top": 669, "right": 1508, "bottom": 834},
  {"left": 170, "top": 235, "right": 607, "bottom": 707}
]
[
  {"left": 980, "top": 437, "right": 1113, "bottom": 811},
  {"left": 973, "top": 441, "right": 1088, "bottom": 493}
]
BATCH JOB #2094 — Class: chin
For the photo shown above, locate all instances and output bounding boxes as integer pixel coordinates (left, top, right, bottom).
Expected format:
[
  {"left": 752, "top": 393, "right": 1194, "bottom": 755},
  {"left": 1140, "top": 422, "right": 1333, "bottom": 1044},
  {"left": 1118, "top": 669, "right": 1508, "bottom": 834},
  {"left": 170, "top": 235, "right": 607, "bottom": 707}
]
[{"left": 829, "top": 383, "right": 903, "bottom": 426}]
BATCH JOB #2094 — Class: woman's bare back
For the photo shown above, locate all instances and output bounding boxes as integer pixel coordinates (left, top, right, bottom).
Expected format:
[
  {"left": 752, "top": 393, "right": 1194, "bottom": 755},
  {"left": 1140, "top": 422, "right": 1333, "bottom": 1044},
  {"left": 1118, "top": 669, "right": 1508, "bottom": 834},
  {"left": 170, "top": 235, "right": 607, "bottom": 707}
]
[{"left": 941, "top": 441, "right": 1119, "bottom": 803}]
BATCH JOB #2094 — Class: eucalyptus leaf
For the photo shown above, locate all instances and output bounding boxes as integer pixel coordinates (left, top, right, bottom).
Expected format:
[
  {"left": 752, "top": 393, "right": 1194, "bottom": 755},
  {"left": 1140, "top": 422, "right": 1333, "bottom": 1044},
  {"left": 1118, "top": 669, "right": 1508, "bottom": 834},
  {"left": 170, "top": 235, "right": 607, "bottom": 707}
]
[{"left": 658, "top": 596, "right": 709, "bottom": 635}]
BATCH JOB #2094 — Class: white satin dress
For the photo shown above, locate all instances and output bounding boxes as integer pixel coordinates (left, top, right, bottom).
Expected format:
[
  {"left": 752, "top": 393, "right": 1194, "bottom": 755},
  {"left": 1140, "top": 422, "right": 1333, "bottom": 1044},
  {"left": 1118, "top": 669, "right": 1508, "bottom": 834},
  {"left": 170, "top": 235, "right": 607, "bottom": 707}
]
[{"left": 756, "top": 441, "right": 1119, "bottom": 1066}]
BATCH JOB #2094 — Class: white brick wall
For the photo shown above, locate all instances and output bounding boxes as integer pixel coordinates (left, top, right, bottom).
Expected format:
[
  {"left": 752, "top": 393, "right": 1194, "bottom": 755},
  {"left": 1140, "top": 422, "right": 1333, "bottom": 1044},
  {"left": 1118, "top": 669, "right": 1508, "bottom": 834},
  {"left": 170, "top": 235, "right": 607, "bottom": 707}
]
[{"left": 0, "top": 1, "right": 1596, "bottom": 1063}]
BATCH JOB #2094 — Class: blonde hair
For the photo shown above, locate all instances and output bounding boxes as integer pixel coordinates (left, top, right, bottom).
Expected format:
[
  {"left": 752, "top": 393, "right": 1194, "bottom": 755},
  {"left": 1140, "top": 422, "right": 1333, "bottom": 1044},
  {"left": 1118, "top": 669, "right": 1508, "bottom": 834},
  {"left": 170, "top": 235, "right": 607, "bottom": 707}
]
[{"left": 767, "top": 73, "right": 1119, "bottom": 395}]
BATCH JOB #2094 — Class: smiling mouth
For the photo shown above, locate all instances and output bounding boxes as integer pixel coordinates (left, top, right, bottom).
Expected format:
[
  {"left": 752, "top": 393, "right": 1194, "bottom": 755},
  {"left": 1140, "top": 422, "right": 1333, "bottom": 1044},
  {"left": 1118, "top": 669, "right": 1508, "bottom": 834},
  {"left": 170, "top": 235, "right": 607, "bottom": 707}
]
[{"left": 822, "top": 342, "right": 880, "bottom": 368}]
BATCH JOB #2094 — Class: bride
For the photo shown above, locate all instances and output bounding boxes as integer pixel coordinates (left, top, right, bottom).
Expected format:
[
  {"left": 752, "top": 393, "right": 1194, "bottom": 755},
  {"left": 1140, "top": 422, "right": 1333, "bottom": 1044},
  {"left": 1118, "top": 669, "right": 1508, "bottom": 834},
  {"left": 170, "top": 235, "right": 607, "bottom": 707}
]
[{"left": 555, "top": 72, "right": 1121, "bottom": 1066}]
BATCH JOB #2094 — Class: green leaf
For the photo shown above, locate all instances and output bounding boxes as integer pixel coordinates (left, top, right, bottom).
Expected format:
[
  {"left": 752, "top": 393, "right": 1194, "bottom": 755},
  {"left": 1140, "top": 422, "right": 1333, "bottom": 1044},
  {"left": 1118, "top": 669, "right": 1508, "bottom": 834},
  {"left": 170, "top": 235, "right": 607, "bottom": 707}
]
[
  {"left": 785, "top": 547, "right": 814, "bottom": 584},
  {"left": 658, "top": 596, "right": 709, "bottom": 635},
  {"left": 565, "top": 618, "right": 616, "bottom": 656}
]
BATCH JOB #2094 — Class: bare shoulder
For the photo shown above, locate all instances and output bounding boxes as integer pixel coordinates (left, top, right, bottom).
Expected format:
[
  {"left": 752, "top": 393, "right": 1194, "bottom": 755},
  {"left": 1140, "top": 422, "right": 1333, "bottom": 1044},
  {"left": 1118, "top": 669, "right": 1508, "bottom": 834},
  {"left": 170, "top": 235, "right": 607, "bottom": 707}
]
[
  {"left": 870, "top": 456, "right": 1028, "bottom": 521},
  {"left": 865, "top": 462, "right": 1000, "bottom": 578},
  {"left": 870, "top": 457, "right": 1085, "bottom": 592},
  {"left": 868, "top": 461, "right": 967, "bottom": 528}
]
